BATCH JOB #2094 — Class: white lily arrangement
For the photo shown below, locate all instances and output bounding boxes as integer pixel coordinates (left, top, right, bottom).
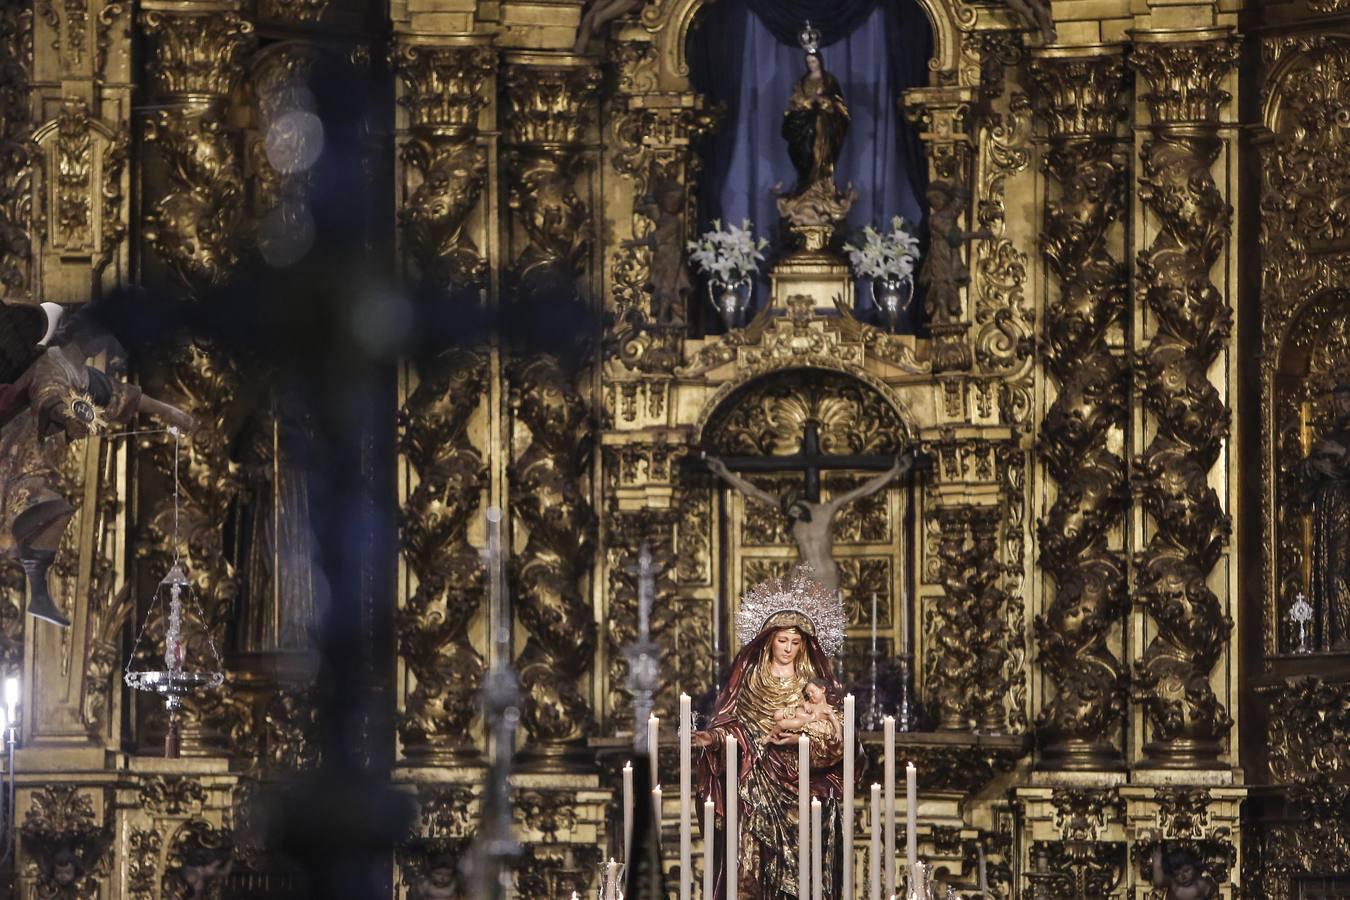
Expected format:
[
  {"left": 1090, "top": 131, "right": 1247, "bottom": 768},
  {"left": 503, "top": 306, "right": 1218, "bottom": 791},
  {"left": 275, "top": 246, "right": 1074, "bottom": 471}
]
[
  {"left": 687, "top": 219, "right": 768, "bottom": 285},
  {"left": 844, "top": 216, "right": 921, "bottom": 281}
]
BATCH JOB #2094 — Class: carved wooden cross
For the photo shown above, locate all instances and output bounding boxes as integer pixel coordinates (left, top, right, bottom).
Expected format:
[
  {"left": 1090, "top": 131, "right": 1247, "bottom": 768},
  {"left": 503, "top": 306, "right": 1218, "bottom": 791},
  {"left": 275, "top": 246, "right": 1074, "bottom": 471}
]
[{"left": 707, "top": 421, "right": 898, "bottom": 502}]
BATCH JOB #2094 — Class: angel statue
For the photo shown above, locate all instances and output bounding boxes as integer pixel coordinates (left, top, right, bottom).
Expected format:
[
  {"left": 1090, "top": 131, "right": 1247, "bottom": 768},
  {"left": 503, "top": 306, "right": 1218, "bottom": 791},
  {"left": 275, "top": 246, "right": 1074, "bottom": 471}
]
[
  {"left": 692, "top": 566, "right": 859, "bottom": 899},
  {"left": 705, "top": 452, "right": 913, "bottom": 594},
  {"left": 0, "top": 302, "right": 193, "bottom": 627}
]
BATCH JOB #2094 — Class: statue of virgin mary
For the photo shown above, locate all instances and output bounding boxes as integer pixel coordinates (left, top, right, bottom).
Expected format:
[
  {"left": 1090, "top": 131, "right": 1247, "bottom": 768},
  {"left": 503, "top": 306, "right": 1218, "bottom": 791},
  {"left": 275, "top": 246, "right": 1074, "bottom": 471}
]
[{"left": 693, "top": 566, "right": 856, "bottom": 899}]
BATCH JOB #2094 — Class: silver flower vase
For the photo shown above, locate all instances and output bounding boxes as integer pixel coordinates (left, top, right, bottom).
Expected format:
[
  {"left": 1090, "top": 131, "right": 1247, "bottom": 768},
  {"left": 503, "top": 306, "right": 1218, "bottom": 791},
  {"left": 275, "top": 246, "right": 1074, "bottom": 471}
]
[
  {"left": 869, "top": 274, "right": 914, "bottom": 333},
  {"left": 708, "top": 278, "right": 752, "bottom": 330}
]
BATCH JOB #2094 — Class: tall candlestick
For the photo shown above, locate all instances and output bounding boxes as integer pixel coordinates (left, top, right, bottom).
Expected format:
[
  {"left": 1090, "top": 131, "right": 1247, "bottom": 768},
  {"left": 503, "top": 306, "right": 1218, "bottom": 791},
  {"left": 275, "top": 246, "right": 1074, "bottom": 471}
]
[
  {"left": 679, "top": 694, "right": 692, "bottom": 900},
  {"left": 906, "top": 761, "right": 918, "bottom": 879},
  {"left": 798, "top": 733, "right": 810, "bottom": 898},
  {"left": 605, "top": 858, "right": 619, "bottom": 900},
  {"left": 883, "top": 716, "right": 896, "bottom": 900},
  {"left": 649, "top": 714, "right": 660, "bottom": 788},
  {"left": 726, "top": 734, "right": 738, "bottom": 900},
  {"left": 870, "top": 592, "right": 878, "bottom": 653},
  {"left": 900, "top": 588, "right": 910, "bottom": 651},
  {"left": 703, "top": 798, "right": 715, "bottom": 900},
  {"left": 623, "top": 762, "right": 634, "bottom": 863},
  {"left": 870, "top": 784, "right": 882, "bottom": 900},
  {"left": 843, "top": 694, "right": 855, "bottom": 900},
  {"left": 652, "top": 786, "right": 663, "bottom": 849},
  {"left": 811, "top": 798, "right": 823, "bottom": 900}
]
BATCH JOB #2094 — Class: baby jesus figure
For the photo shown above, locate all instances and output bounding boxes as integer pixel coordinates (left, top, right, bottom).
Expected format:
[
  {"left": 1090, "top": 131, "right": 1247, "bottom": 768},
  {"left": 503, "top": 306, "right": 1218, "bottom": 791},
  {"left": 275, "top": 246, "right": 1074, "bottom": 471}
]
[{"left": 770, "top": 678, "right": 839, "bottom": 745}]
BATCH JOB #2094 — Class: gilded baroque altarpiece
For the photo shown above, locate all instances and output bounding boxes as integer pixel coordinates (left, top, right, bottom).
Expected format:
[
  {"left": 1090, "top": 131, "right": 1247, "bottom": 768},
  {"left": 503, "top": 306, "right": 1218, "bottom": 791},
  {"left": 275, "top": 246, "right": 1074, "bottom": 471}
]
[{"left": 0, "top": 0, "right": 1345, "bottom": 895}]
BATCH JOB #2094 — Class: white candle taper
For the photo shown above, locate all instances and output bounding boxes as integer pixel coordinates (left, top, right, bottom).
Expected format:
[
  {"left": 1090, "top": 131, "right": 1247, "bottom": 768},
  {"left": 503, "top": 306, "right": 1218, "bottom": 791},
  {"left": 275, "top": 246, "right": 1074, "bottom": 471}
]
[
  {"left": 978, "top": 844, "right": 989, "bottom": 897},
  {"left": 884, "top": 716, "right": 896, "bottom": 900},
  {"left": 703, "top": 798, "right": 715, "bottom": 900},
  {"left": 649, "top": 714, "right": 660, "bottom": 788},
  {"left": 623, "top": 762, "right": 634, "bottom": 863},
  {"left": 811, "top": 798, "right": 823, "bottom": 900},
  {"left": 679, "top": 693, "right": 692, "bottom": 900},
  {"left": 906, "top": 761, "right": 919, "bottom": 878},
  {"left": 799, "top": 733, "right": 810, "bottom": 898},
  {"left": 870, "top": 591, "right": 878, "bottom": 653},
  {"left": 870, "top": 783, "right": 882, "bottom": 900},
  {"left": 843, "top": 693, "right": 855, "bottom": 900},
  {"left": 900, "top": 587, "right": 910, "bottom": 651},
  {"left": 726, "top": 734, "right": 738, "bottom": 900},
  {"left": 652, "top": 786, "right": 663, "bottom": 849}
]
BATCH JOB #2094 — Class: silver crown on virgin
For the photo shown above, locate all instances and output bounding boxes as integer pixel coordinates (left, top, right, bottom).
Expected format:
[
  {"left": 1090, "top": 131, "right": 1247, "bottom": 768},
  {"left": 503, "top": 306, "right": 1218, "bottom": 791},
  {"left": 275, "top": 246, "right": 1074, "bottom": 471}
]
[
  {"left": 735, "top": 565, "right": 845, "bottom": 657},
  {"left": 798, "top": 20, "right": 821, "bottom": 55}
]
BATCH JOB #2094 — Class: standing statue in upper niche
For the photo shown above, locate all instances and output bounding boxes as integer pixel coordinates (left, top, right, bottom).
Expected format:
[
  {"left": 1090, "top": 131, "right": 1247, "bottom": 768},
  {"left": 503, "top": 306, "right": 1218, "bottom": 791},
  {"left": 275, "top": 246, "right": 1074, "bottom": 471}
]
[
  {"left": 776, "top": 23, "right": 857, "bottom": 245},
  {"left": 1302, "top": 378, "right": 1350, "bottom": 650},
  {"left": 782, "top": 50, "right": 849, "bottom": 195},
  {"left": 706, "top": 454, "right": 912, "bottom": 594}
]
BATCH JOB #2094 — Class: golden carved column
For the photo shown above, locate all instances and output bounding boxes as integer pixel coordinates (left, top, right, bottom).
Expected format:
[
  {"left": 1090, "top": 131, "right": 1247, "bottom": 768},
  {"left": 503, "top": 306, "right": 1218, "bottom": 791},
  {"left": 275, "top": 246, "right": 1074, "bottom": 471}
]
[
  {"left": 1029, "top": 49, "right": 1131, "bottom": 772},
  {"left": 392, "top": 39, "right": 495, "bottom": 764},
  {"left": 1128, "top": 32, "right": 1238, "bottom": 770},
  {"left": 502, "top": 55, "right": 601, "bottom": 767},
  {"left": 137, "top": 1, "right": 254, "bottom": 291},
  {"left": 133, "top": 0, "right": 255, "bottom": 755}
]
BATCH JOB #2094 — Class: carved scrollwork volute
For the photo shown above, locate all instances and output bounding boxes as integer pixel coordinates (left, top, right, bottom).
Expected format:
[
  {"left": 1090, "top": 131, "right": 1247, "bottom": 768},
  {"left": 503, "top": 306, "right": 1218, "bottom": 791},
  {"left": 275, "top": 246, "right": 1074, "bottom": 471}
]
[
  {"left": 137, "top": 6, "right": 255, "bottom": 290},
  {"left": 1029, "top": 51, "right": 1131, "bottom": 771},
  {"left": 395, "top": 43, "right": 494, "bottom": 292},
  {"left": 1129, "top": 37, "right": 1238, "bottom": 767},
  {"left": 20, "top": 785, "right": 113, "bottom": 900},
  {"left": 397, "top": 348, "right": 489, "bottom": 760}
]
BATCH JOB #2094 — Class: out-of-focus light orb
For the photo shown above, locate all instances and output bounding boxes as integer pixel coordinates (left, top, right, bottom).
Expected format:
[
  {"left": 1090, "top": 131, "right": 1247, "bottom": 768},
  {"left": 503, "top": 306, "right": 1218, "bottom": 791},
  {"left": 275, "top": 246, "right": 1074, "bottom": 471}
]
[
  {"left": 350, "top": 290, "right": 413, "bottom": 358},
  {"left": 265, "top": 110, "right": 324, "bottom": 175},
  {"left": 258, "top": 198, "right": 316, "bottom": 267}
]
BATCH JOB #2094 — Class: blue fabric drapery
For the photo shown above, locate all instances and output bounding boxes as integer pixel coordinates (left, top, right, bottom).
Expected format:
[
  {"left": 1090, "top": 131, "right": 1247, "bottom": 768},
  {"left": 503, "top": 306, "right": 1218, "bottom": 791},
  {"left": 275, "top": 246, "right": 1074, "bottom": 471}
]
[{"left": 689, "top": 0, "right": 931, "bottom": 332}]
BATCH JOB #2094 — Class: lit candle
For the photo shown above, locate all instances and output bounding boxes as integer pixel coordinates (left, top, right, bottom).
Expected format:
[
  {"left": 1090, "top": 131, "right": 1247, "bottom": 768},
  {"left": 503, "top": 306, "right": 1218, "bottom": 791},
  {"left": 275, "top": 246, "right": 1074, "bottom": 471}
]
[
  {"left": 799, "top": 733, "right": 810, "bottom": 896},
  {"left": 843, "top": 693, "right": 855, "bottom": 900},
  {"left": 870, "top": 592, "right": 878, "bottom": 654},
  {"left": 883, "top": 716, "right": 896, "bottom": 900},
  {"left": 906, "top": 761, "right": 918, "bottom": 878},
  {"left": 652, "top": 786, "right": 663, "bottom": 849},
  {"left": 623, "top": 761, "right": 634, "bottom": 863},
  {"left": 5, "top": 676, "right": 18, "bottom": 725},
  {"left": 703, "top": 798, "right": 715, "bottom": 900},
  {"left": 811, "top": 798, "right": 823, "bottom": 900},
  {"left": 726, "top": 734, "right": 738, "bottom": 900},
  {"left": 870, "top": 783, "right": 882, "bottom": 900},
  {"left": 679, "top": 693, "right": 692, "bottom": 900},
  {"left": 649, "top": 714, "right": 660, "bottom": 788}
]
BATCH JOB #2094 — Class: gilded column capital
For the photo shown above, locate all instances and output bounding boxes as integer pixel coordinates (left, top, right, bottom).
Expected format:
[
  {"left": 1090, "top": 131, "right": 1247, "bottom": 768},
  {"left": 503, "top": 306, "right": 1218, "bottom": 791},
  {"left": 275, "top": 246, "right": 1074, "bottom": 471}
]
[
  {"left": 502, "top": 57, "right": 602, "bottom": 148},
  {"left": 1029, "top": 48, "right": 1129, "bottom": 140},
  {"left": 137, "top": 6, "right": 255, "bottom": 104},
  {"left": 1129, "top": 31, "right": 1238, "bottom": 126},
  {"left": 394, "top": 41, "right": 496, "bottom": 139}
]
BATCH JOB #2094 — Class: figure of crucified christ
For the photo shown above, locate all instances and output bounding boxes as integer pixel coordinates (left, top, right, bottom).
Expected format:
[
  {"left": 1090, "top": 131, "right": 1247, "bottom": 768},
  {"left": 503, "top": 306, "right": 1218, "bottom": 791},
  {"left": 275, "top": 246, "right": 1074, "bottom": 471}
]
[{"left": 705, "top": 452, "right": 914, "bottom": 594}]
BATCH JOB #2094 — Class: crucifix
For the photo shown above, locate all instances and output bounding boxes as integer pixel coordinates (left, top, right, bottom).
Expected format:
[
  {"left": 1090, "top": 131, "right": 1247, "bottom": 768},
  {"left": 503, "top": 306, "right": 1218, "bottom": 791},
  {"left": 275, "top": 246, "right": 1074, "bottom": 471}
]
[
  {"left": 702, "top": 421, "right": 915, "bottom": 593},
  {"left": 624, "top": 542, "right": 662, "bottom": 755}
]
